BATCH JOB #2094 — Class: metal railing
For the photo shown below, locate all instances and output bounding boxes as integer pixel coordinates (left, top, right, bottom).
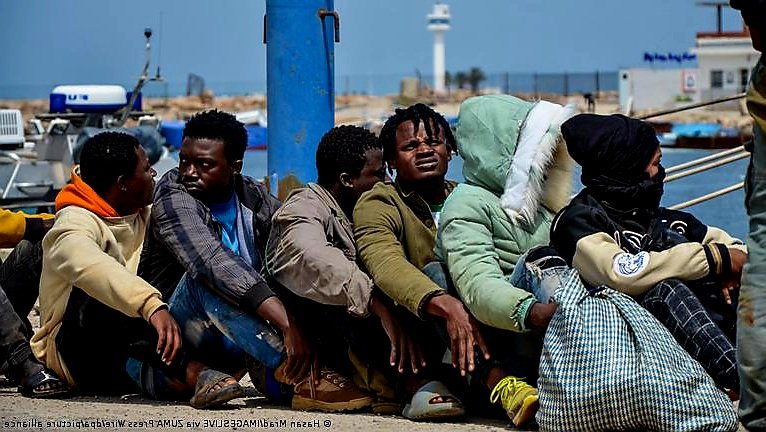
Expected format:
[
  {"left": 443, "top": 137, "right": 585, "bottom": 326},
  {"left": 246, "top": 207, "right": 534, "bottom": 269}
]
[
  {"left": 638, "top": 93, "right": 746, "bottom": 120},
  {"left": 669, "top": 182, "right": 745, "bottom": 210},
  {"left": 665, "top": 145, "right": 747, "bottom": 175},
  {"left": 665, "top": 149, "right": 749, "bottom": 183},
  {"left": 639, "top": 92, "right": 750, "bottom": 210}
]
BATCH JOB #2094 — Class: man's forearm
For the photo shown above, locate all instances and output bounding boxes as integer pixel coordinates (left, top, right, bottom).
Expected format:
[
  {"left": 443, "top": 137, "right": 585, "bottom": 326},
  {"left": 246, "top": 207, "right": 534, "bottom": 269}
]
[
  {"left": 422, "top": 291, "right": 450, "bottom": 319},
  {"left": 255, "top": 296, "right": 291, "bottom": 331}
]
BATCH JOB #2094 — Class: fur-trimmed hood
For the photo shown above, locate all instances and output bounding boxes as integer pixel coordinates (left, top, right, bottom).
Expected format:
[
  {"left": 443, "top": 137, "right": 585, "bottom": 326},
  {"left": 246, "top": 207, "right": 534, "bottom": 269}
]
[{"left": 456, "top": 94, "right": 576, "bottom": 226}]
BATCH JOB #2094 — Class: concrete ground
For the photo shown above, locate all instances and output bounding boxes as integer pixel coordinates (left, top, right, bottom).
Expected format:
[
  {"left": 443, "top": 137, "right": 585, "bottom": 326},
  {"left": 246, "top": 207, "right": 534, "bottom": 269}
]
[
  {"left": 0, "top": 379, "right": 516, "bottom": 432},
  {"left": 0, "top": 235, "right": 517, "bottom": 432}
]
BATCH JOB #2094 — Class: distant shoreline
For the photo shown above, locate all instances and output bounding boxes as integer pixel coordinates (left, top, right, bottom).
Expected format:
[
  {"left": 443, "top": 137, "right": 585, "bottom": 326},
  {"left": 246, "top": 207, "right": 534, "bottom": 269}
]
[{"left": 0, "top": 91, "right": 753, "bottom": 131}]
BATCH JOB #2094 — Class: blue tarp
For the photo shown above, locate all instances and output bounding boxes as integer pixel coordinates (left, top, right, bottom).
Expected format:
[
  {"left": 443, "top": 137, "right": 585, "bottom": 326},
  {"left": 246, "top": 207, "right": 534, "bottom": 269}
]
[
  {"left": 160, "top": 121, "right": 268, "bottom": 150},
  {"left": 160, "top": 120, "right": 186, "bottom": 149},
  {"left": 245, "top": 125, "right": 267, "bottom": 150},
  {"left": 671, "top": 123, "right": 722, "bottom": 138}
]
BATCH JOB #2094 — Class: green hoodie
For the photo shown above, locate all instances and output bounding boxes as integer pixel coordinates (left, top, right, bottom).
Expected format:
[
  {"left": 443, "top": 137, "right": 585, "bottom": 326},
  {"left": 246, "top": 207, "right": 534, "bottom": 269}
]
[{"left": 435, "top": 95, "right": 574, "bottom": 331}]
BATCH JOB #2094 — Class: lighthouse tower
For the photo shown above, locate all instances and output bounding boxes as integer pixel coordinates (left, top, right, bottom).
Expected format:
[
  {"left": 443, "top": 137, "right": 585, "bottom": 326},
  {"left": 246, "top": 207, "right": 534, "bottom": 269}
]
[{"left": 427, "top": 3, "right": 451, "bottom": 94}]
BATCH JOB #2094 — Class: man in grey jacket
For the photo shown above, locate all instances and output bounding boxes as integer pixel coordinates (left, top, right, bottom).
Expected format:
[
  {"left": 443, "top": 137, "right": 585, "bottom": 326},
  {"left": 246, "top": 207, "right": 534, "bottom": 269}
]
[{"left": 267, "top": 125, "right": 387, "bottom": 319}]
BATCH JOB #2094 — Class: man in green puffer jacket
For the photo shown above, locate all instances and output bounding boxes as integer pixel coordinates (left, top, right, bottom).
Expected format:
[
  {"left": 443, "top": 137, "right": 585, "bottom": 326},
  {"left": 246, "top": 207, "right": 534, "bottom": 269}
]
[{"left": 434, "top": 94, "right": 576, "bottom": 425}]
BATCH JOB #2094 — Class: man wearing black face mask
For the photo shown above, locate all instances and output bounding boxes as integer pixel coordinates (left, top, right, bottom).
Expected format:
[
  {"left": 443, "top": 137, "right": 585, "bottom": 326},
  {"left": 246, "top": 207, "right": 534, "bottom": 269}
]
[{"left": 550, "top": 113, "right": 747, "bottom": 396}]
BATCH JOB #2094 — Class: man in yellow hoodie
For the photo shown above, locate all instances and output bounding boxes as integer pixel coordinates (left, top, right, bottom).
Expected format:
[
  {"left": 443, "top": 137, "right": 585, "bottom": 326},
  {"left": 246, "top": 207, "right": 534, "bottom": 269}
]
[{"left": 32, "top": 131, "right": 244, "bottom": 409}]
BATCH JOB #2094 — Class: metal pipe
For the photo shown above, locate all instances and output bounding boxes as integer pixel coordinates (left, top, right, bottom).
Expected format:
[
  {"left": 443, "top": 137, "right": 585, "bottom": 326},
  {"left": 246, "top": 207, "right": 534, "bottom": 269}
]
[
  {"left": 119, "top": 29, "right": 154, "bottom": 127},
  {"left": 665, "top": 151, "right": 750, "bottom": 182},
  {"left": 665, "top": 146, "right": 747, "bottom": 174},
  {"left": 568, "top": 150, "right": 747, "bottom": 200},
  {"left": 639, "top": 93, "right": 746, "bottom": 120},
  {"left": 266, "top": 0, "right": 337, "bottom": 200},
  {"left": 669, "top": 182, "right": 744, "bottom": 210},
  {"left": 2, "top": 162, "right": 22, "bottom": 200}
]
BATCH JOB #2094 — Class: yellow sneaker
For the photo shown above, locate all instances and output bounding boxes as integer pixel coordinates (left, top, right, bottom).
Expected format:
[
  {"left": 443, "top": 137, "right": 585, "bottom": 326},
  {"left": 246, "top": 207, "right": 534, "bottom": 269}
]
[{"left": 489, "top": 376, "right": 539, "bottom": 427}]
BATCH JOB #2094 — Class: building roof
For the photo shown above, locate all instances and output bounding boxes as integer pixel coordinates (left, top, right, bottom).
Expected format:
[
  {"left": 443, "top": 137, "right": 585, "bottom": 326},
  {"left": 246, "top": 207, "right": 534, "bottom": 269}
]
[{"left": 696, "top": 26, "right": 750, "bottom": 39}]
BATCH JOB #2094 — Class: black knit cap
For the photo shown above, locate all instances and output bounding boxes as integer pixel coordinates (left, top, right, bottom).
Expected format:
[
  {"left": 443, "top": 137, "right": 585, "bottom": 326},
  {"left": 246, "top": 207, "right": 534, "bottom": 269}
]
[{"left": 562, "top": 114, "right": 660, "bottom": 183}]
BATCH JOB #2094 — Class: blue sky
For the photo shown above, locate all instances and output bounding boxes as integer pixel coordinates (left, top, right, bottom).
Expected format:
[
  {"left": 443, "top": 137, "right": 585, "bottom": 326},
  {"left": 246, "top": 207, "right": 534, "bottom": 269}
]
[{"left": 0, "top": 0, "right": 745, "bottom": 98}]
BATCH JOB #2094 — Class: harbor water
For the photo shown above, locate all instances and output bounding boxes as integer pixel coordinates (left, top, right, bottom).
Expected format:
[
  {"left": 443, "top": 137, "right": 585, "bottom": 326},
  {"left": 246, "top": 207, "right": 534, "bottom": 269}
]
[{"left": 237, "top": 147, "right": 750, "bottom": 240}]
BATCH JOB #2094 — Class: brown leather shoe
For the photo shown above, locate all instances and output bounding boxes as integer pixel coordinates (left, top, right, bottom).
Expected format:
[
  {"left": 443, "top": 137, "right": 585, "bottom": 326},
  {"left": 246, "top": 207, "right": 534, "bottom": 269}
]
[{"left": 291, "top": 368, "right": 374, "bottom": 412}]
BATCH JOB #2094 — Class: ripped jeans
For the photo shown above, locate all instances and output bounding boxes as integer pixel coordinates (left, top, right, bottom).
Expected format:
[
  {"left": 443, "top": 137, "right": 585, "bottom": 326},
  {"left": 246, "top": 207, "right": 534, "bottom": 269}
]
[
  {"left": 167, "top": 275, "right": 284, "bottom": 372},
  {"left": 126, "top": 275, "right": 285, "bottom": 399}
]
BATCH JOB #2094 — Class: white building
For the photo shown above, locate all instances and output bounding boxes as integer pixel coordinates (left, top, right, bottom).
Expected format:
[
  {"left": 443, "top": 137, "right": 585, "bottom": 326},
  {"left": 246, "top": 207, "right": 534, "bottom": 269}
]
[
  {"left": 619, "top": 68, "right": 700, "bottom": 112},
  {"left": 427, "top": 3, "right": 450, "bottom": 95},
  {"left": 691, "top": 28, "right": 759, "bottom": 102},
  {"left": 619, "top": 26, "right": 758, "bottom": 112}
]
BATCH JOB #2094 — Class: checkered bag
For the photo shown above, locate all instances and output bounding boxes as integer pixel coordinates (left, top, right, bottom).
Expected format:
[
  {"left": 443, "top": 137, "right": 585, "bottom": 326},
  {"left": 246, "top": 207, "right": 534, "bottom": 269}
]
[{"left": 536, "top": 269, "right": 737, "bottom": 432}]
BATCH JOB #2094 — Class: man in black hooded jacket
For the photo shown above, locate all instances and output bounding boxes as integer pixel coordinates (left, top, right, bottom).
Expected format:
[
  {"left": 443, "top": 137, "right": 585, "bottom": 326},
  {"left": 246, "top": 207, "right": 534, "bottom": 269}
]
[{"left": 550, "top": 113, "right": 747, "bottom": 395}]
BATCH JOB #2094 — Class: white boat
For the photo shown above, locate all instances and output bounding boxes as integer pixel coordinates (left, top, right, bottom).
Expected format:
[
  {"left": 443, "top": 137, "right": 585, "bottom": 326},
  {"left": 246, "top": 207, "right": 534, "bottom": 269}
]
[{"left": 0, "top": 28, "right": 173, "bottom": 210}]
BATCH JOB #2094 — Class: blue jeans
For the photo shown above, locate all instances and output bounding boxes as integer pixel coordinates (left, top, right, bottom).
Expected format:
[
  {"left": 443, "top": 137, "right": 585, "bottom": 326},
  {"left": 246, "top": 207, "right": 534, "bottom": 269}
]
[
  {"left": 168, "top": 275, "right": 284, "bottom": 372},
  {"left": 508, "top": 248, "right": 569, "bottom": 304},
  {"left": 125, "top": 275, "right": 283, "bottom": 399},
  {"left": 126, "top": 275, "right": 285, "bottom": 400},
  {"left": 739, "top": 58, "right": 766, "bottom": 430}
]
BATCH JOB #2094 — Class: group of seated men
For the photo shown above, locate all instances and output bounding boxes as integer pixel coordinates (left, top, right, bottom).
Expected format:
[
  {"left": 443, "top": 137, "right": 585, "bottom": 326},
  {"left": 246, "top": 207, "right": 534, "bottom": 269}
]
[{"left": 0, "top": 98, "right": 745, "bottom": 427}]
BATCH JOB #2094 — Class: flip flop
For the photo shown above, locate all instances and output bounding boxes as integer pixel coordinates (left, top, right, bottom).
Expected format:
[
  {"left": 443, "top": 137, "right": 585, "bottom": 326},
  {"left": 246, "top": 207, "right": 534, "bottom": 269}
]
[
  {"left": 189, "top": 369, "right": 244, "bottom": 409},
  {"left": 402, "top": 380, "right": 465, "bottom": 421},
  {"left": 372, "top": 397, "right": 404, "bottom": 415},
  {"left": 19, "top": 368, "right": 71, "bottom": 399}
]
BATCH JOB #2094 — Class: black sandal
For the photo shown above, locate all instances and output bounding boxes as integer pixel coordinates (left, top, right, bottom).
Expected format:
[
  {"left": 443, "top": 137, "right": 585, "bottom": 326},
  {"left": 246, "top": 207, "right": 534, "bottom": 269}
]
[
  {"left": 189, "top": 369, "right": 244, "bottom": 409},
  {"left": 19, "top": 368, "right": 71, "bottom": 399}
]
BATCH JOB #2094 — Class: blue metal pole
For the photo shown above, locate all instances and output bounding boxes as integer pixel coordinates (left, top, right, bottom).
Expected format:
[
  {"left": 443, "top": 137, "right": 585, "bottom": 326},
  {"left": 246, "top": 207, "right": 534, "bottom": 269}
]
[{"left": 266, "top": 0, "right": 336, "bottom": 199}]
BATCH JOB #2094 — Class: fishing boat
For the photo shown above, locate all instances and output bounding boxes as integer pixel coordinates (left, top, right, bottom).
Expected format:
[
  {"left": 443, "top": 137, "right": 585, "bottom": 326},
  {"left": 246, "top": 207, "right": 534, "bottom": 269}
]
[{"left": 653, "top": 121, "right": 753, "bottom": 149}]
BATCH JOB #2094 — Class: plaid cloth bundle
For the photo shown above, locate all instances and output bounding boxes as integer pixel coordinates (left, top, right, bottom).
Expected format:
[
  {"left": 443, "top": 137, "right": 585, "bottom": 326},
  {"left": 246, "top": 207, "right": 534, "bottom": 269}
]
[{"left": 537, "top": 269, "right": 737, "bottom": 431}]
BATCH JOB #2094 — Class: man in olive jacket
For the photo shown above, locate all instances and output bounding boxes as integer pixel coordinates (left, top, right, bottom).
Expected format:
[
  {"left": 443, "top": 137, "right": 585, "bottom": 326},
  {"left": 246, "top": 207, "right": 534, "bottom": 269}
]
[{"left": 354, "top": 104, "right": 488, "bottom": 420}]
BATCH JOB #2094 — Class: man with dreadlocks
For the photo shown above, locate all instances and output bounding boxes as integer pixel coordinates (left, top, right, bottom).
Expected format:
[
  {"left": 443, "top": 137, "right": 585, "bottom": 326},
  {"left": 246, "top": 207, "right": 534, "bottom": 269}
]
[{"left": 354, "top": 104, "right": 483, "bottom": 420}]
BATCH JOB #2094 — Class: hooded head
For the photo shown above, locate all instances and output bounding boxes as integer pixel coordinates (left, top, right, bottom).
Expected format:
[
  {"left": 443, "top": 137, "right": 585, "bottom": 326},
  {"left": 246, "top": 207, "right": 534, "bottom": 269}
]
[
  {"left": 456, "top": 95, "right": 575, "bottom": 225},
  {"left": 562, "top": 113, "right": 665, "bottom": 210}
]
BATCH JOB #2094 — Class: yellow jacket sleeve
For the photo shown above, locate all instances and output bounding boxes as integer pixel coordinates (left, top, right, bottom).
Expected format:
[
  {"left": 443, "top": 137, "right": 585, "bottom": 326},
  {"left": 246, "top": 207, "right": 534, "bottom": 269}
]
[{"left": 0, "top": 209, "right": 54, "bottom": 248}]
